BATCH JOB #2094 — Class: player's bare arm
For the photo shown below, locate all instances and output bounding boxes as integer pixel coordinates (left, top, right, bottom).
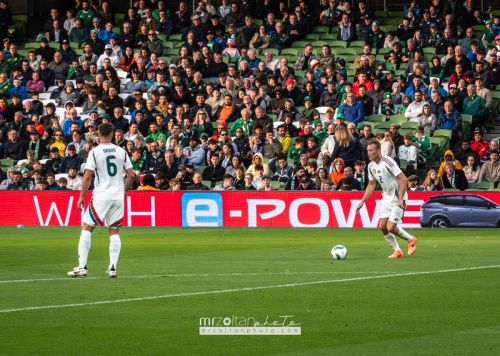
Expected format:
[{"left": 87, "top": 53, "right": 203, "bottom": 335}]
[
  {"left": 396, "top": 172, "right": 408, "bottom": 209},
  {"left": 356, "top": 180, "right": 377, "bottom": 214},
  {"left": 77, "top": 169, "right": 94, "bottom": 212},
  {"left": 124, "top": 167, "right": 135, "bottom": 198}
]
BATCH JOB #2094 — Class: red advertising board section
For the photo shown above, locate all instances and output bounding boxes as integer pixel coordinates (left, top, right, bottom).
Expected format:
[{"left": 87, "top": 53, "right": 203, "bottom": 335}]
[{"left": 1, "top": 191, "right": 499, "bottom": 228}]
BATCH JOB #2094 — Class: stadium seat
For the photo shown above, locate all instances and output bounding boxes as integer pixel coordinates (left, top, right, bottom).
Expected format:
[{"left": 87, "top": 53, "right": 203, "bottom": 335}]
[
  {"left": 23, "top": 42, "right": 39, "bottom": 50},
  {"left": 376, "top": 121, "right": 394, "bottom": 130},
  {"left": 401, "top": 121, "right": 418, "bottom": 130},
  {"left": 196, "top": 166, "right": 206, "bottom": 173},
  {"left": 169, "top": 33, "right": 182, "bottom": 41},
  {"left": 305, "top": 34, "right": 321, "bottom": 41},
  {"left": 368, "top": 114, "right": 386, "bottom": 122},
  {"left": 473, "top": 182, "right": 494, "bottom": 190},
  {"left": 430, "top": 136, "right": 446, "bottom": 158},
  {"left": 271, "top": 181, "right": 282, "bottom": 190},
  {"left": 0, "top": 159, "right": 14, "bottom": 168},
  {"left": 312, "top": 26, "right": 329, "bottom": 34},
  {"left": 432, "top": 129, "right": 452, "bottom": 150},
  {"left": 389, "top": 115, "right": 408, "bottom": 125}
]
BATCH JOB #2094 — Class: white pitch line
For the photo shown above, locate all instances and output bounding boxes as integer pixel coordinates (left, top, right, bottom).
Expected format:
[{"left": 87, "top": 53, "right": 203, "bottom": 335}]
[
  {"left": 0, "top": 271, "right": 395, "bottom": 284},
  {"left": 1, "top": 265, "right": 498, "bottom": 314}
]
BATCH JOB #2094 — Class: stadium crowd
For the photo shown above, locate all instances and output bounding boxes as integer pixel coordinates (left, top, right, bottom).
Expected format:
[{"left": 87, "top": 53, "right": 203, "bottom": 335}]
[{"left": 0, "top": 0, "right": 499, "bottom": 192}]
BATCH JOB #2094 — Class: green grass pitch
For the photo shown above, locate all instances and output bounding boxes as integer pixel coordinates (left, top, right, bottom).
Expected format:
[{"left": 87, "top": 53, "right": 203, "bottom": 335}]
[{"left": 0, "top": 226, "right": 499, "bottom": 355}]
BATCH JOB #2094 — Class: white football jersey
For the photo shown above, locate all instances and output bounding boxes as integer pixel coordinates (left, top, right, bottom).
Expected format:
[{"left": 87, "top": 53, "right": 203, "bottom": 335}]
[
  {"left": 368, "top": 156, "right": 408, "bottom": 204},
  {"left": 85, "top": 143, "right": 132, "bottom": 200}
]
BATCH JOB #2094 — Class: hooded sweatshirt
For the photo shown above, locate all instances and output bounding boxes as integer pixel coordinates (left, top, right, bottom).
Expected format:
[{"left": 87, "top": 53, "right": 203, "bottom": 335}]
[
  {"left": 328, "top": 158, "right": 345, "bottom": 189},
  {"left": 0, "top": 167, "right": 15, "bottom": 190},
  {"left": 246, "top": 153, "right": 270, "bottom": 175},
  {"left": 438, "top": 150, "right": 462, "bottom": 176}
]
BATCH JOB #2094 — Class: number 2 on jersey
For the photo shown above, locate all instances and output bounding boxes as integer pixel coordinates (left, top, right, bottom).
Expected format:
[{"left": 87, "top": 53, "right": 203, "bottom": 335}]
[{"left": 106, "top": 155, "right": 117, "bottom": 177}]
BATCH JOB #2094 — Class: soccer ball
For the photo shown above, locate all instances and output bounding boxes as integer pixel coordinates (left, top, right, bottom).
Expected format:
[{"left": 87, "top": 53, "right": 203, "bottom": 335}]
[{"left": 331, "top": 245, "right": 347, "bottom": 260}]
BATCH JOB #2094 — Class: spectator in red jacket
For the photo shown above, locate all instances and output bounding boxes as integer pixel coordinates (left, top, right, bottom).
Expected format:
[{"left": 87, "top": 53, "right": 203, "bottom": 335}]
[{"left": 470, "top": 128, "right": 490, "bottom": 160}]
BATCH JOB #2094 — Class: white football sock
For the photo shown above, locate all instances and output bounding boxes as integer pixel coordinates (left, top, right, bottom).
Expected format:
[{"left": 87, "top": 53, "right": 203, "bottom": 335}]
[
  {"left": 395, "top": 228, "right": 414, "bottom": 242},
  {"left": 384, "top": 233, "right": 401, "bottom": 251},
  {"left": 78, "top": 230, "right": 92, "bottom": 269},
  {"left": 109, "top": 234, "right": 121, "bottom": 271}
]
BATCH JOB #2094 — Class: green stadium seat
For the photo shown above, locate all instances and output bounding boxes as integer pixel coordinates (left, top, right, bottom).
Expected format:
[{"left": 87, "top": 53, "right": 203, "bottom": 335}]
[
  {"left": 376, "top": 121, "right": 394, "bottom": 130},
  {"left": 23, "top": 42, "right": 39, "bottom": 50},
  {"left": 473, "top": 182, "right": 494, "bottom": 191},
  {"left": 401, "top": 121, "right": 418, "bottom": 130},
  {"left": 305, "top": 33, "right": 321, "bottom": 41},
  {"left": 389, "top": 115, "right": 408, "bottom": 125},
  {"left": 169, "top": 33, "right": 182, "bottom": 41},
  {"left": 374, "top": 11, "right": 388, "bottom": 19},
  {"left": 196, "top": 166, "right": 206, "bottom": 173},
  {"left": 201, "top": 180, "right": 211, "bottom": 189},
  {"left": 313, "top": 26, "right": 329, "bottom": 34},
  {"left": 0, "top": 159, "right": 14, "bottom": 167},
  {"left": 271, "top": 181, "right": 282, "bottom": 190},
  {"left": 432, "top": 129, "right": 452, "bottom": 150},
  {"left": 291, "top": 41, "right": 309, "bottom": 48},
  {"left": 321, "top": 33, "right": 336, "bottom": 40},
  {"left": 281, "top": 48, "right": 299, "bottom": 56}
]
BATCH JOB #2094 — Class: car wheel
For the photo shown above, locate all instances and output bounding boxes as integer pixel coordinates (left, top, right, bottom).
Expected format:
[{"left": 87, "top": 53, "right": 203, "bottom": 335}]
[{"left": 430, "top": 217, "right": 449, "bottom": 228}]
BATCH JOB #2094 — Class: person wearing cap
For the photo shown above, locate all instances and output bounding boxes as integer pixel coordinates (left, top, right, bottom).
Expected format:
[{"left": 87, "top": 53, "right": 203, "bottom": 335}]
[
  {"left": 76, "top": 1, "right": 96, "bottom": 28},
  {"left": 379, "top": 92, "right": 397, "bottom": 120},
  {"left": 26, "top": 129, "right": 46, "bottom": 161},
  {"left": 470, "top": 128, "right": 490, "bottom": 160},
  {"left": 481, "top": 21, "right": 498, "bottom": 46},
  {"left": 96, "top": 44, "right": 119, "bottom": 70},
  {"left": 86, "top": 28, "right": 105, "bottom": 56},
  {"left": 411, "top": 125, "right": 430, "bottom": 162},
  {"left": 60, "top": 142, "right": 84, "bottom": 173},
  {"left": 365, "top": 20, "right": 385, "bottom": 51},
  {"left": 34, "top": 37, "right": 56, "bottom": 62},
  {"left": 426, "top": 22, "right": 442, "bottom": 47},
  {"left": 407, "top": 175, "right": 423, "bottom": 192},
  {"left": 59, "top": 40, "right": 77, "bottom": 64},
  {"left": 474, "top": 76, "right": 492, "bottom": 111},
  {"left": 181, "top": 14, "right": 205, "bottom": 43},
  {"left": 204, "top": 12, "right": 224, "bottom": 35}
]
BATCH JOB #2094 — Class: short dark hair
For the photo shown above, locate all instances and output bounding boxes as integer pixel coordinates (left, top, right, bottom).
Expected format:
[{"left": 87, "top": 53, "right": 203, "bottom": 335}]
[
  {"left": 98, "top": 123, "right": 114, "bottom": 138},
  {"left": 254, "top": 164, "right": 263, "bottom": 171},
  {"left": 367, "top": 140, "right": 381, "bottom": 150}
]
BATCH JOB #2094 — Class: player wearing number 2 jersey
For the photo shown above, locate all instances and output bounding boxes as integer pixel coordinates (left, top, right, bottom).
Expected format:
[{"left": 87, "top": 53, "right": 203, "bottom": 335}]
[
  {"left": 68, "top": 123, "right": 134, "bottom": 278},
  {"left": 356, "top": 141, "right": 418, "bottom": 258}
]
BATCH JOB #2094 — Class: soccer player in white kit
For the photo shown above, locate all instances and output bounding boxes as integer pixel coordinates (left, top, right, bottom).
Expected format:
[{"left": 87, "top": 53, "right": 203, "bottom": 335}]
[
  {"left": 356, "top": 141, "right": 417, "bottom": 258},
  {"left": 68, "top": 123, "right": 135, "bottom": 277}
]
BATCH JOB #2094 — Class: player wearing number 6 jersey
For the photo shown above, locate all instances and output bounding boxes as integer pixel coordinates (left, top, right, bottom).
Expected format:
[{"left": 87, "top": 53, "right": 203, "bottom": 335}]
[
  {"left": 356, "top": 141, "right": 417, "bottom": 258},
  {"left": 68, "top": 123, "right": 134, "bottom": 278}
]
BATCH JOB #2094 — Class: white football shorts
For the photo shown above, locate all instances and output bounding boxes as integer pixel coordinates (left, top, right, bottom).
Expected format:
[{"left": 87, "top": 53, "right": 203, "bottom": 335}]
[
  {"left": 83, "top": 198, "right": 124, "bottom": 227},
  {"left": 379, "top": 201, "right": 405, "bottom": 224}
]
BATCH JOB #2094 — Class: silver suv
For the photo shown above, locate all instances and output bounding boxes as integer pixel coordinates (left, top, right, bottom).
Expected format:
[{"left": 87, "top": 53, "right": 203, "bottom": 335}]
[{"left": 420, "top": 194, "right": 500, "bottom": 228}]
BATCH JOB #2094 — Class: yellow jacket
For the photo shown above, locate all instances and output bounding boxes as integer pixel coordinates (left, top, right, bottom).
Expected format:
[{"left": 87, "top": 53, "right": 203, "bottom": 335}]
[{"left": 438, "top": 150, "right": 462, "bottom": 177}]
